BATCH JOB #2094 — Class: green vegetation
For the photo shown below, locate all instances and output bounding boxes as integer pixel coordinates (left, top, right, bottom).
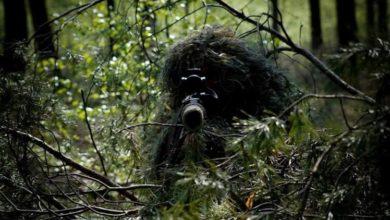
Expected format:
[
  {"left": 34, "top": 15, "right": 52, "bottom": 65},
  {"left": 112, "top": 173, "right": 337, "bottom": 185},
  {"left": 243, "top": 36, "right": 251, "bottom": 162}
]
[{"left": 0, "top": 0, "right": 389, "bottom": 218}]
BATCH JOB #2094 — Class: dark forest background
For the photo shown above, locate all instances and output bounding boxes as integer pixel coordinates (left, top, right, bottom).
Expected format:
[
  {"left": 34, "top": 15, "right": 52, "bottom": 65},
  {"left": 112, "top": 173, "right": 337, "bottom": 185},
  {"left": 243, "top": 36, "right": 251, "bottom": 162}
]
[{"left": 0, "top": 0, "right": 389, "bottom": 218}]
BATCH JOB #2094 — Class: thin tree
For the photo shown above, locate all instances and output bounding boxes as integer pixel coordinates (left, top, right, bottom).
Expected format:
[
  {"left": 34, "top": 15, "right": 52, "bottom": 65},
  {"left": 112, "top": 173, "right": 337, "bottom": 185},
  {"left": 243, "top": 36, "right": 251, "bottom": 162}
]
[
  {"left": 2, "top": 0, "right": 28, "bottom": 71},
  {"left": 107, "top": 0, "right": 115, "bottom": 56},
  {"left": 377, "top": 0, "right": 388, "bottom": 39},
  {"left": 366, "top": 0, "right": 375, "bottom": 40},
  {"left": 271, "top": 0, "right": 279, "bottom": 32},
  {"left": 29, "top": 0, "right": 56, "bottom": 58},
  {"left": 309, "top": 0, "right": 323, "bottom": 50},
  {"left": 336, "top": 0, "right": 358, "bottom": 45}
]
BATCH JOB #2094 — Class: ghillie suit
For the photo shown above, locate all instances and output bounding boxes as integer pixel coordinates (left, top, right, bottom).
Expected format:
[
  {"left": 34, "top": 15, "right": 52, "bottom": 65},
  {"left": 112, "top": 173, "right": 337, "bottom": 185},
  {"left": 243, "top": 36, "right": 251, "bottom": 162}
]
[{"left": 151, "top": 26, "right": 298, "bottom": 193}]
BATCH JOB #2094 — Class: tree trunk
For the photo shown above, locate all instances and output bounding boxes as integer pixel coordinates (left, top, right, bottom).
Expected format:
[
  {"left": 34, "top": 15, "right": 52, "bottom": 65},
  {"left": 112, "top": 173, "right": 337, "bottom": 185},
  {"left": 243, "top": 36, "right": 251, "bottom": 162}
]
[
  {"left": 366, "top": 0, "right": 376, "bottom": 41},
  {"left": 377, "top": 0, "right": 388, "bottom": 39},
  {"left": 29, "top": 0, "right": 56, "bottom": 58},
  {"left": 2, "top": 0, "right": 28, "bottom": 72},
  {"left": 336, "top": 0, "right": 358, "bottom": 46},
  {"left": 309, "top": 0, "right": 323, "bottom": 50},
  {"left": 271, "top": 0, "right": 279, "bottom": 31},
  {"left": 107, "top": 0, "right": 115, "bottom": 56}
]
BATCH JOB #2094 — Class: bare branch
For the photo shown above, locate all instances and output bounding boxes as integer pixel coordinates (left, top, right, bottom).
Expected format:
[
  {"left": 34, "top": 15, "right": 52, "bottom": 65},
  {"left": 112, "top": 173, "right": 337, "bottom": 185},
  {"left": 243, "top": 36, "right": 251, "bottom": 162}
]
[
  {"left": 119, "top": 122, "right": 183, "bottom": 133},
  {"left": 213, "top": 0, "right": 375, "bottom": 104},
  {"left": 81, "top": 90, "right": 107, "bottom": 176},
  {"left": 297, "top": 116, "right": 384, "bottom": 218},
  {"left": 278, "top": 94, "right": 371, "bottom": 118},
  {"left": 339, "top": 98, "right": 352, "bottom": 130},
  {"left": 0, "top": 127, "right": 140, "bottom": 203},
  {"left": 27, "top": 0, "right": 105, "bottom": 44}
]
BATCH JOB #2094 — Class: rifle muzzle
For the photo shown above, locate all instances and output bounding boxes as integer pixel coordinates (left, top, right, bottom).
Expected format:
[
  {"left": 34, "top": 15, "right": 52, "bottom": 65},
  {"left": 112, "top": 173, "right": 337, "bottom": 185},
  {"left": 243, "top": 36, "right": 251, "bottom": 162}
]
[{"left": 181, "top": 102, "right": 205, "bottom": 131}]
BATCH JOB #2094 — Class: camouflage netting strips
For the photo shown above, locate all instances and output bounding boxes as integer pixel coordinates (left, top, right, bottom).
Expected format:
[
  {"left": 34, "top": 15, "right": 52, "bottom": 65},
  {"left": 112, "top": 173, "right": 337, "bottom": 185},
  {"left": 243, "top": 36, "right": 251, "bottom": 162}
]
[
  {"left": 148, "top": 26, "right": 301, "bottom": 201},
  {"left": 162, "top": 26, "right": 297, "bottom": 117}
]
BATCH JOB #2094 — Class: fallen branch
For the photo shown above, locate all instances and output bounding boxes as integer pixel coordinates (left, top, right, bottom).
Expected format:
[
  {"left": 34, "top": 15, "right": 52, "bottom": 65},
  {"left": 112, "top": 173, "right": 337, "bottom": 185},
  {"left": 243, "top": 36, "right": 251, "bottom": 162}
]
[
  {"left": 1, "top": 189, "right": 141, "bottom": 217},
  {"left": 0, "top": 127, "right": 140, "bottom": 203}
]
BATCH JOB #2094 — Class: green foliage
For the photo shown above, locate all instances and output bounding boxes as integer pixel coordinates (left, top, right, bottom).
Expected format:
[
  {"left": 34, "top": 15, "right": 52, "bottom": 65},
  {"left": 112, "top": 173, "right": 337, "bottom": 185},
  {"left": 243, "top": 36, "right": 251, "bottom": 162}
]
[
  {"left": 288, "top": 109, "right": 318, "bottom": 144},
  {"left": 1, "top": 0, "right": 389, "bottom": 219},
  {"left": 234, "top": 117, "right": 287, "bottom": 157}
]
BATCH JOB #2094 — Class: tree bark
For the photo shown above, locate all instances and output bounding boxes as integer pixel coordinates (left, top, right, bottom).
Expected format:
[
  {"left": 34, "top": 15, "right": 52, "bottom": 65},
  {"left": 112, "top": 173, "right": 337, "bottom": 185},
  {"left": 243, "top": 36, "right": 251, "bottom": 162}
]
[
  {"left": 336, "top": 0, "right": 358, "bottom": 46},
  {"left": 309, "top": 0, "right": 323, "bottom": 50},
  {"left": 107, "top": 0, "right": 115, "bottom": 56},
  {"left": 366, "top": 0, "right": 375, "bottom": 39},
  {"left": 377, "top": 0, "right": 388, "bottom": 39},
  {"left": 29, "top": 0, "right": 56, "bottom": 58},
  {"left": 271, "top": 0, "right": 279, "bottom": 31},
  {"left": 2, "top": 0, "right": 28, "bottom": 72}
]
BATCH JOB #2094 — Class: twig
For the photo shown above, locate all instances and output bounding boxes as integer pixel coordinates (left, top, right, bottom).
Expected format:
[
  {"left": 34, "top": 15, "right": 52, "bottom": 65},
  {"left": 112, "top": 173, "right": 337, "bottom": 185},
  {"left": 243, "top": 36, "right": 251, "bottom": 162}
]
[
  {"left": 339, "top": 98, "right": 352, "bottom": 130},
  {"left": 153, "top": 5, "right": 205, "bottom": 36},
  {"left": 323, "top": 149, "right": 372, "bottom": 216},
  {"left": 296, "top": 116, "right": 384, "bottom": 218},
  {"left": 0, "top": 189, "right": 140, "bottom": 217},
  {"left": 69, "top": 173, "right": 161, "bottom": 191},
  {"left": 0, "top": 127, "right": 140, "bottom": 203},
  {"left": 214, "top": 0, "right": 375, "bottom": 104},
  {"left": 266, "top": 47, "right": 295, "bottom": 57},
  {"left": 27, "top": 0, "right": 105, "bottom": 44},
  {"left": 81, "top": 90, "right": 107, "bottom": 176},
  {"left": 118, "top": 122, "right": 183, "bottom": 133},
  {"left": 278, "top": 94, "right": 371, "bottom": 118}
]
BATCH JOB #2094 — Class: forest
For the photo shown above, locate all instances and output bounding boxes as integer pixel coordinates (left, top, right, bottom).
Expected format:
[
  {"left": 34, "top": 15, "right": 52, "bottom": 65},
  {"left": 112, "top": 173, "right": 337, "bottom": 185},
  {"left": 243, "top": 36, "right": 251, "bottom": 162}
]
[{"left": 0, "top": 0, "right": 389, "bottom": 219}]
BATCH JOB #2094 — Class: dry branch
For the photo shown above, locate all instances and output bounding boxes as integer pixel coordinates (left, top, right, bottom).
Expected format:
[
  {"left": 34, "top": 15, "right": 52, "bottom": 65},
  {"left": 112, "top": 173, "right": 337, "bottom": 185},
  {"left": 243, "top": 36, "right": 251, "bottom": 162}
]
[
  {"left": 0, "top": 127, "right": 140, "bottom": 203},
  {"left": 278, "top": 93, "right": 371, "bottom": 117},
  {"left": 214, "top": 0, "right": 375, "bottom": 104}
]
